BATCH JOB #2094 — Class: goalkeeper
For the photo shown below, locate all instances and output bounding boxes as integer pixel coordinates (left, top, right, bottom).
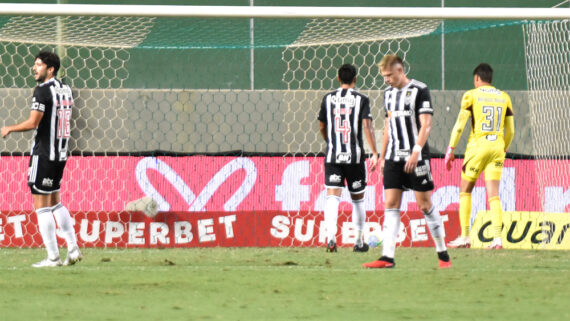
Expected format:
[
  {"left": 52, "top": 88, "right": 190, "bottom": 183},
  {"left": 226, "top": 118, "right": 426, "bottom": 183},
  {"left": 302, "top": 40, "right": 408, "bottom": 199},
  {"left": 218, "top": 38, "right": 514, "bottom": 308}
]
[{"left": 445, "top": 63, "right": 515, "bottom": 249}]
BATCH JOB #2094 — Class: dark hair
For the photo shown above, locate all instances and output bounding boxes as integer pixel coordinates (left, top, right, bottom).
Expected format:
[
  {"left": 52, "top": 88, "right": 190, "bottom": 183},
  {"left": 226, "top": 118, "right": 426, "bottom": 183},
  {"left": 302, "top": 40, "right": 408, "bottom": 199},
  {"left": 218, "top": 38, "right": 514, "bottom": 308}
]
[
  {"left": 338, "top": 64, "right": 357, "bottom": 84},
  {"left": 35, "top": 51, "right": 60, "bottom": 76},
  {"left": 473, "top": 63, "right": 493, "bottom": 83}
]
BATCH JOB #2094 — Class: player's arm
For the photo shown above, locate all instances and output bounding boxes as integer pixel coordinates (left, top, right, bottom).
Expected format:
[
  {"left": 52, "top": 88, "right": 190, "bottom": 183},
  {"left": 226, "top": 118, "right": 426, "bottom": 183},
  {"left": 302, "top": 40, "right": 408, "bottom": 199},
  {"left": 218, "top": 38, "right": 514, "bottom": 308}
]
[
  {"left": 504, "top": 98, "right": 515, "bottom": 152},
  {"left": 360, "top": 97, "right": 379, "bottom": 171},
  {"left": 1, "top": 110, "right": 43, "bottom": 138},
  {"left": 445, "top": 91, "right": 472, "bottom": 170},
  {"left": 404, "top": 87, "right": 433, "bottom": 174},
  {"left": 363, "top": 118, "right": 378, "bottom": 171},
  {"left": 378, "top": 118, "right": 389, "bottom": 173},
  {"left": 404, "top": 113, "right": 432, "bottom": 174},
  {"left": 318, "top": 96, "right": 328, "bottom": 142},
  {"left": 319, "top": 121, "right": 327, "bottom": 141}
]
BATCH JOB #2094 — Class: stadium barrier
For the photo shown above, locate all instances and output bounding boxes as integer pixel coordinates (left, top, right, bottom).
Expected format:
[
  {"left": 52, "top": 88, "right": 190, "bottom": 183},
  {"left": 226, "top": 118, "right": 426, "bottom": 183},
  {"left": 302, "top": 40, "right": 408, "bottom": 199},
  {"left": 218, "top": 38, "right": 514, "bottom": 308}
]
[
  {"left": 471, "top": 211, "right": 570, "bottom": 250},
  {"left": 0, "top": 210, "right": 460, "bottom": 248},
  {"left": 0, "top": 156, "right": 567, "bottom": 248}
]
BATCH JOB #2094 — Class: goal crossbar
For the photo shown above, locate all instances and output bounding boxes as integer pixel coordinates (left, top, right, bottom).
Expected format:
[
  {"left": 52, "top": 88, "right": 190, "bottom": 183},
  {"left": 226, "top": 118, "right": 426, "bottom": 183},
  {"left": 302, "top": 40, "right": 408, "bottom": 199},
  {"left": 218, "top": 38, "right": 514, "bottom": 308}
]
[{"left": 0, "top": 4, "right": 569, "bottom": 19}]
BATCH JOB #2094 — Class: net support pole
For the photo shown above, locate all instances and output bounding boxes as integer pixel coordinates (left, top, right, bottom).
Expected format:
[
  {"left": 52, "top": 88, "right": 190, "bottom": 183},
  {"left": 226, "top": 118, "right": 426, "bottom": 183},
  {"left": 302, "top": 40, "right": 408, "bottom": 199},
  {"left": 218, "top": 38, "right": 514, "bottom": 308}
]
[
  {"left": 441, "top": 0, "right": 445, "bottom": 90},
  {"left": 250, "top": 0, "right": 255, "bottom": 91},
  {"left": 56, "top": 0, "right": 66, "bottom": 80}
]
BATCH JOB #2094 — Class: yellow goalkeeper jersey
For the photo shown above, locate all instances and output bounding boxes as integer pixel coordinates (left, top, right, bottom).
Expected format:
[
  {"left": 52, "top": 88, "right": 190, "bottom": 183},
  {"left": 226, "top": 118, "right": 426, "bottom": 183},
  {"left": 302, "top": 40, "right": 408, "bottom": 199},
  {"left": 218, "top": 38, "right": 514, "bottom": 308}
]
[{"left": 461, "top": 85, "right": 513, "bottom": 142}]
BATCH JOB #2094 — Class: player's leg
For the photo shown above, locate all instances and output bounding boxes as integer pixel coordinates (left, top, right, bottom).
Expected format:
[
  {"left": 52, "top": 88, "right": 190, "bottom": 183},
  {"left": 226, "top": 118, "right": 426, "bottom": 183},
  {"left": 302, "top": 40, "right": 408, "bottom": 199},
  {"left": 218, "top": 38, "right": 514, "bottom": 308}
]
[
  {"left": 415, "top": 190, "right": 451, "bottom": 268},
  {"left": 32, "top": 193, "right": 62, "bottom": 267},
  {"left": 345, "top": 163, "right": 368, "bottom": 252},
  {"left": 324, "top": 163, "right": 344, "bottom": 252},
  {"left": 484, "top": 149, "right": 505, "bottom": 249},
  {"left": 485, "top": 180, "right": 503, "bottom": 249},
  {"left": 51, "top": 193, "right": 82, "bottom": 265},
  {"left": 28, "top": 156, "right": 61, "bottom": 267},
  {"left": 325, "top": 188, "right": 342, "bottom": 252},
  {"left": 448, "top": 150, "right": 479, "bottom": 248},
  {"left": 47, "top": 161, "right": 82, "bottom": 264},
  {"left": 448, "top": 178, "right": 476, "bottom": 248},
  {"left": 411, "top": 159, "right": 451, "bottom": 268},
  {"left": 363, "top": 160, "right": 403, "bottom": 268}
]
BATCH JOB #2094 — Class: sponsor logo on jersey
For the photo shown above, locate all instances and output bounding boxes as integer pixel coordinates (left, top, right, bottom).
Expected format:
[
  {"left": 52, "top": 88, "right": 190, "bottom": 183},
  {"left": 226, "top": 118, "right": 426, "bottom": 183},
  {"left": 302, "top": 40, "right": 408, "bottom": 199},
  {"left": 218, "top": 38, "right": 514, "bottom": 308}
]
[
  {"left": 333, "top": 108, "right": 353, "bottom": 115},
  {"left": 329, "top": 174, "right": 342, "bottom": 183},
  {"left": 42, "top": 178, "right": 53, "bottom": 187},
  {"left": 395, "top": 150, "right": 410, "bottom": 158},
  {"left": 336, "top": 153, "right": 351, "bottom": 163},
  {"left": 404, "top": 90, "right": 413, "bottom": 105},
  {"left": 391, "top": 110, "right": 413, "bottom": 117},
  {"left": 31, "top": 102, "right": 45, "bottom": 112},
  {"left": 53, "top": 87, "right": 72, "bottom": 96},
  {"left": 330, "top": 95, "right": 356, "bottom": 107},
  {"left": 351, "top": 180, "right": 362, "bottom": 190}
]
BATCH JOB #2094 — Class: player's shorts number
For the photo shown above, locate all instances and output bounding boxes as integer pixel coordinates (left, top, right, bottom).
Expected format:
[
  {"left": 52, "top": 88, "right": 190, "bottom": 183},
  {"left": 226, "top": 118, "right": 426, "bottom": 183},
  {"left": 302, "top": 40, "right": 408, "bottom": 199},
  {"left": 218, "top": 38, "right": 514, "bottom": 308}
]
[
  {"left": 57, "top": 109, "right": 72, "bottom": 139},
  {"left": 482, "top": 106, "right": 503, "bottom": 132}
]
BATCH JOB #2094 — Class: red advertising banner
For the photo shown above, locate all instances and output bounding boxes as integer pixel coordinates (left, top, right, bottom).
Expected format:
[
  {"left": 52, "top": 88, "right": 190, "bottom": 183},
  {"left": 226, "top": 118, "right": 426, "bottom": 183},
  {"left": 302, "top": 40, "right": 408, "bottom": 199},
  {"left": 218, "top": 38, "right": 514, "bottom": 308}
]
[
  {"left": 0, "top": 156, "right": 568, "bottom": 247},
  {"left": 0, "top": 210, "right": 460, "bottom": 248}
]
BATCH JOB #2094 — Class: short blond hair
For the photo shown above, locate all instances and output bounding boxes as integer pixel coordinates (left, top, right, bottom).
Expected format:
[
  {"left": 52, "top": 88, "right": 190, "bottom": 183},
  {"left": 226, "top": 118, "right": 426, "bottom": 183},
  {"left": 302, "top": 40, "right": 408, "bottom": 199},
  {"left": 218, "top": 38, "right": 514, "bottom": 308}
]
[{"left": 378, "top": 54, "right": 404, "bottom": 70}]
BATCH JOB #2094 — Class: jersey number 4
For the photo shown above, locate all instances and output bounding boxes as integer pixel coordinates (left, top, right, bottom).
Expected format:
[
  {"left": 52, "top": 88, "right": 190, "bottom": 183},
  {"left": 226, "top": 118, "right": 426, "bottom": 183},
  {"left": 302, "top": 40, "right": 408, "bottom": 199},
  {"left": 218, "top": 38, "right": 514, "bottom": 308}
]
[
  {"left": 57, "top": 109, "right": 72, "bottom": 139},
  {"left": 482, "top": 106, "right": 503, "bottom": 132},
  {"left": 335, "top": 116, "right": 351, "bottom": 143}
]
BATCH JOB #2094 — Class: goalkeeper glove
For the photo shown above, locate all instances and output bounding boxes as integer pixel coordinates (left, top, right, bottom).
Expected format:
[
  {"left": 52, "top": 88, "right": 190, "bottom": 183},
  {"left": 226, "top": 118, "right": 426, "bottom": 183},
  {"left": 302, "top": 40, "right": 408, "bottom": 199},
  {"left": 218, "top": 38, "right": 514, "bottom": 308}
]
[{"left": 444, "top": 146, "right": 455, "bottom": 171}]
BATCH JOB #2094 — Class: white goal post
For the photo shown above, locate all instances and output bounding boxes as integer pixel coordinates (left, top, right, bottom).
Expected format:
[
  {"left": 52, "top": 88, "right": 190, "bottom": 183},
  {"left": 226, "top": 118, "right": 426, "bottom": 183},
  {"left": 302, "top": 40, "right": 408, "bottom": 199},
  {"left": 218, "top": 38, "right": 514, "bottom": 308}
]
[{"left": 0, "top": 4, "right": 569, "bottom": 19}]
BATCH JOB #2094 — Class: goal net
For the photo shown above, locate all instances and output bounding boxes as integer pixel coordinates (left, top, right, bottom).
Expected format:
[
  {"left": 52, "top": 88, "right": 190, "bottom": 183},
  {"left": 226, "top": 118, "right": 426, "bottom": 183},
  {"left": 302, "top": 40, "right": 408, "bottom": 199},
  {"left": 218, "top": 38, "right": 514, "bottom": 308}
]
[{"left": 0, "top": 7, "right": 567, "bottom": 249}]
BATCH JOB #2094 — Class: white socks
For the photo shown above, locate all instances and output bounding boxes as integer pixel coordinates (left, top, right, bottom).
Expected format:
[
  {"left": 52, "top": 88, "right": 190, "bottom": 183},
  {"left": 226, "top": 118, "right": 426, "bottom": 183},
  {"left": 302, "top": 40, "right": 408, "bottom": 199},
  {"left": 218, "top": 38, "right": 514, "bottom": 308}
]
[
  {"left": 352, "top": 198, "right": 366, "bottom": 246},
  {"left": 382, "top": 208, "right": 401, "bottom": 258},
  {"left": 324, "top": 195, "right": 340, "bottom": 243},
  {"left": 424, "top": 206, "right": 447, "bottom": 252},
  {"left": 36, "top": 207, "right": 59, "bottom": 260},
  {"left": 52, "top": 203, "right": 78, "bottom": 250}
]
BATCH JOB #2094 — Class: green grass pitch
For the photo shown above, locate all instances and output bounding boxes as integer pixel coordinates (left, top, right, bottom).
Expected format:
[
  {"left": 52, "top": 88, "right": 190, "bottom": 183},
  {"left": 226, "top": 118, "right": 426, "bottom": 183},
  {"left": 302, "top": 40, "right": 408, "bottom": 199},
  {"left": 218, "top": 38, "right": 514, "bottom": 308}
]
[{"left": 1, "top": 247, "right": 569, "bottom": 321}]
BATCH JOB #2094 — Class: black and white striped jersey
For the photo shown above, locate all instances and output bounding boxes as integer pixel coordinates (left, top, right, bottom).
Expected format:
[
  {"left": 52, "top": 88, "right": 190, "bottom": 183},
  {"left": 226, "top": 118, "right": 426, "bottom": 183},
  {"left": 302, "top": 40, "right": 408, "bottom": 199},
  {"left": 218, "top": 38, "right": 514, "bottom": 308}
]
[
  {"left": 30, "top": 78, "right": 73, "bottom": 162},
  {"left": 383, "top": 79, "right": 433, "bottom": 162},
  {"left": 318, "top": 88, "right": 372, "bottom": 164}
]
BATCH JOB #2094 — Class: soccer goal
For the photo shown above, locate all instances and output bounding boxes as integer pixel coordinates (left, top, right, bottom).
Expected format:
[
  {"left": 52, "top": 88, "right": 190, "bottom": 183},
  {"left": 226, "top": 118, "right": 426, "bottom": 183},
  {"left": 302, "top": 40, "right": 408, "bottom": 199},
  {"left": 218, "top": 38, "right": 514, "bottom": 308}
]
[{"left": 0, "top": 4, "right": 568, "bottom": 249}]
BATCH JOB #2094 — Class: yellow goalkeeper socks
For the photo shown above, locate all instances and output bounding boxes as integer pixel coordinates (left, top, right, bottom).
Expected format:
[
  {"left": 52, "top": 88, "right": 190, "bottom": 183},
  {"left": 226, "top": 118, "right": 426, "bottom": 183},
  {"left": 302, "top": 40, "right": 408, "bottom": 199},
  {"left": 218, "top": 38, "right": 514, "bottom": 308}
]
[
  {"left": 489, "top": 196, "right": 503, "bottom": 239},
  {"left": 459, "top": 193, "right": 471, "bottom": 237}
]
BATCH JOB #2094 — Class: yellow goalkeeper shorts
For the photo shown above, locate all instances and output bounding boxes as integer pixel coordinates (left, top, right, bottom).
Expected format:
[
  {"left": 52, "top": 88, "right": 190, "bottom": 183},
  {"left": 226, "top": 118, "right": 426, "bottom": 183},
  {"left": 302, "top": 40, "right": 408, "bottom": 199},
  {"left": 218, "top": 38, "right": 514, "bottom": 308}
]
[{"left": 462, "top": 135, "right": 506, "bottom": 182}]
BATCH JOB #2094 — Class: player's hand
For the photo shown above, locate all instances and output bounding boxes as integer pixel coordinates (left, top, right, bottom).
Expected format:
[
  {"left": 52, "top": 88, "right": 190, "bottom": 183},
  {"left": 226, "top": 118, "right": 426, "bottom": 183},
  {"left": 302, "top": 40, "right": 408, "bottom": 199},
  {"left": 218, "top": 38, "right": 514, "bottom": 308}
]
[
  {"left": 404, "top": 151, "right": 419, "bottom": 174},
  {"left": 380, "top": 158, "right": 385, "bottom": 173},
  {"left": 1, "top": 127, "right": 10, "bottom": 138},
  {"left": 444, "top": 146, "right": 455, "bottom": 171},
  {"left": 369, "top": 153, "right": 379, "bottom": 171}
]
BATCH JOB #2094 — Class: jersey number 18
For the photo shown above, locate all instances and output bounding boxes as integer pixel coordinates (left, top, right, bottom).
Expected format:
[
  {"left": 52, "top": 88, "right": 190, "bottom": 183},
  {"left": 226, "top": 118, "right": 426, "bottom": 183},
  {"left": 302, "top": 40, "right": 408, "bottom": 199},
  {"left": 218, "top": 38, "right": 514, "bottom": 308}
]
[{"left": 57, "top": 109, "right": 72, "bottom": 139}]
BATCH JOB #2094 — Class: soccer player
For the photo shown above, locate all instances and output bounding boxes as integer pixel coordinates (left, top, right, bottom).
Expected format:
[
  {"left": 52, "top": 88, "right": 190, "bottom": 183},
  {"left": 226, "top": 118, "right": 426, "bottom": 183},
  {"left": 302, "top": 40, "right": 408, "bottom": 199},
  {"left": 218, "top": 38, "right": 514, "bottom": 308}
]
[
  {"left": 445, "top": 63, "right": 515, "bottom": 250},
  {"left": 1, "top": 51, "right": 82, "bottom": 267},
  {"left": 318, "top": 63, "right": 379, "bottom": 253},
  {"left": 363, "top": 55, "right": 451, "bottom": 269}
]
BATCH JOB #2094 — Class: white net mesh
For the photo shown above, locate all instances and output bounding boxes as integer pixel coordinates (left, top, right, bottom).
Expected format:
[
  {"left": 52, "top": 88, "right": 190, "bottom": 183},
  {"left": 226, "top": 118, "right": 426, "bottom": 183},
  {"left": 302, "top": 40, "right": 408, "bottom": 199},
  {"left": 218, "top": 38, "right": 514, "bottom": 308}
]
[
  {"left": 524, "top": 20, "right": 570, "bottom": 213},
  {"left": 0, "top": 12, "right": 566, "bottom": 249},
  {"left": 0, "top": 16, "right": 154, "bottom": 89}
]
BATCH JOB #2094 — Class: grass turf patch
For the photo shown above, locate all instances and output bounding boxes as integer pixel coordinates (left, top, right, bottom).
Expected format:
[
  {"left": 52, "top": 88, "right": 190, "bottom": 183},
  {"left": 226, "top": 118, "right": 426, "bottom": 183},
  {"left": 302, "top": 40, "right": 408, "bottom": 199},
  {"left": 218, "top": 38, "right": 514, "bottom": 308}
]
[{"left": 0, "top": 247, "right": 568, "bottom": 321}]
